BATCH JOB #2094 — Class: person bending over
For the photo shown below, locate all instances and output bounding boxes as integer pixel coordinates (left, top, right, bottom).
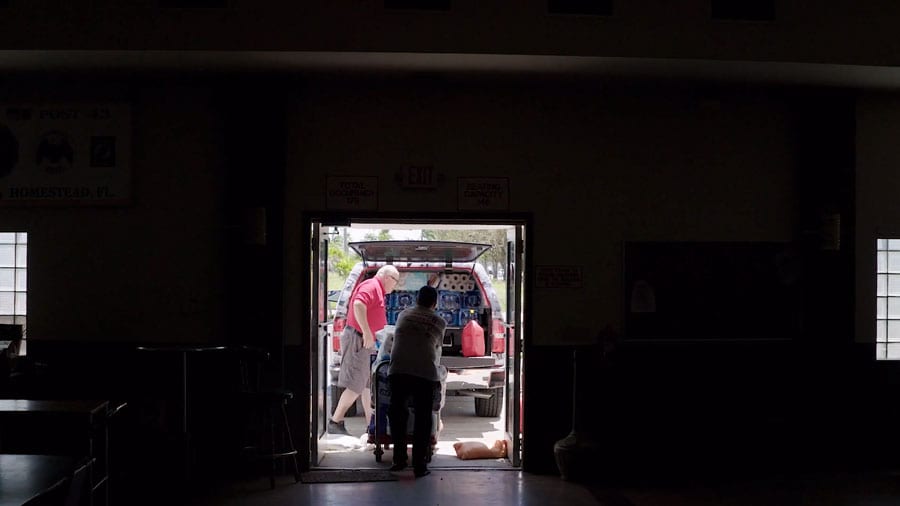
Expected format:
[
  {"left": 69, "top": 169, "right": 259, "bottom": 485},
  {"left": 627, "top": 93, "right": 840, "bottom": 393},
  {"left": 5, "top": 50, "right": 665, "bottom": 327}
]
[
  {"left": 328, "top": 264, "right": 401, "bottom": 436},
  {"left": 387, "top": 284, "right": 446, "bottom": 478}
]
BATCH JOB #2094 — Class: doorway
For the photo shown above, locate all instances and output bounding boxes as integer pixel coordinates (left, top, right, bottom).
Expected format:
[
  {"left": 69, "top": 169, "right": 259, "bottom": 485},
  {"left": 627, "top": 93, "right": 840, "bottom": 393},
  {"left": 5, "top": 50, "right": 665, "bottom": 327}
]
[{"left": 306, "top": 217, "right": 526, "bottom": 470}]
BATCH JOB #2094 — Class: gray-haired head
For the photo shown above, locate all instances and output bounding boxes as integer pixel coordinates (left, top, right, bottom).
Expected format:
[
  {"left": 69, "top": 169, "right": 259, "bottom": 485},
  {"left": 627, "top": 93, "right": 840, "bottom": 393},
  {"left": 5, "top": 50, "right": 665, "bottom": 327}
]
[{"left": 376, "top": 265, "right": 401, "bottom": 293}]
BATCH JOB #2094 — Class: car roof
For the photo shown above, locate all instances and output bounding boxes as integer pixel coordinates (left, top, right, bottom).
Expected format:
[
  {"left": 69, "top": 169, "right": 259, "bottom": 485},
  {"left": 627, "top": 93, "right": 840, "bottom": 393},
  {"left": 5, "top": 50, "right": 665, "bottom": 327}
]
[{"left": 349, "top": 240, "right": 491, "bottom": 263}]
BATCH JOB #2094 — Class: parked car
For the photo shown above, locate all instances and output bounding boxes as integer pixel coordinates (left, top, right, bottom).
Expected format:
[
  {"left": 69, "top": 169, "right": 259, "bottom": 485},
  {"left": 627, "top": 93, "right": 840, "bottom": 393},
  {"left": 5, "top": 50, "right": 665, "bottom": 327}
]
[{"left": 328, "top": 240, "right": 507, "bottom": 417}]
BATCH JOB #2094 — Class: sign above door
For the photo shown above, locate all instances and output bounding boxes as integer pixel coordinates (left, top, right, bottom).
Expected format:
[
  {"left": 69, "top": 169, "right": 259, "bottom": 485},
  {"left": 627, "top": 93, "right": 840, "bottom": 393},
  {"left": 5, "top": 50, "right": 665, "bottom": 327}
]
[{"left": 326, "top": 176, "right": 378, "bottom": 210}]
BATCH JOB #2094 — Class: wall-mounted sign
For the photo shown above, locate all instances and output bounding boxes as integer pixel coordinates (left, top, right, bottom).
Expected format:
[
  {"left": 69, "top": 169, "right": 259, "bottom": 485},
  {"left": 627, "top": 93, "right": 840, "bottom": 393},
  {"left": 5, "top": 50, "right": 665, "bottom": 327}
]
[
  {"left": 326, "top": 176, "right": 378, "bottom": 210},
  {"left": 0, "top": 103, "right": 131, "bottom": 205},
  {"left": 399, "top": 164, "right": 439, "bottom": 190},
  {"left": 458, "top": 177, "right": 509, "bottom": 211},
  {"left": 535, "top": 265, "right": 583, "bottom": 288}
]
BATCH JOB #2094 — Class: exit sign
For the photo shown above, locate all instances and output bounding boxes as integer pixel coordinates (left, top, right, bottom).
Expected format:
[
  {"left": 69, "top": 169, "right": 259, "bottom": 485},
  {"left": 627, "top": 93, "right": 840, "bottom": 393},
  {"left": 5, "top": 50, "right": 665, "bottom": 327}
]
[{"left": 400, "top": 165, "right": 438, "bottom": 190}]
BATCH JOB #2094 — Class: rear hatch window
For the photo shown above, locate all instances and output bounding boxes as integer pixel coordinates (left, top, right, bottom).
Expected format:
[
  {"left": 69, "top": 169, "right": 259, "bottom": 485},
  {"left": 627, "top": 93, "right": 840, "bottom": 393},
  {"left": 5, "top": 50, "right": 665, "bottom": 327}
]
[{"left": 349, "top": 240, "right": 491, "bottom": 263}]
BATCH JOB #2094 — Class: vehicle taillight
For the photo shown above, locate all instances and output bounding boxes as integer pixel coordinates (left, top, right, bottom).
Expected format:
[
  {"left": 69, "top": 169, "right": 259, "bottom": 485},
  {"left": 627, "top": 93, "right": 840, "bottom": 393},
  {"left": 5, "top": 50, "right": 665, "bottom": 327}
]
[
  {"left": 492, "top": 319, "right": 506, "bottom": 353},
  {"left": 333, "top": 317, "right": 345, "bottom": 352}
]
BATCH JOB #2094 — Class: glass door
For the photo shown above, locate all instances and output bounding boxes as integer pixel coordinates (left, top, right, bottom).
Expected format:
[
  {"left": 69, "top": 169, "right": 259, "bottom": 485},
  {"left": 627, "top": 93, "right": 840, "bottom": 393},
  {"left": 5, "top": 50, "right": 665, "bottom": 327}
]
[
  {"left": 311, "top": 222, "right": 329, "bottom": 465},
  {"left": 504, "top": 225, "right": 523, "bottom": 466}
]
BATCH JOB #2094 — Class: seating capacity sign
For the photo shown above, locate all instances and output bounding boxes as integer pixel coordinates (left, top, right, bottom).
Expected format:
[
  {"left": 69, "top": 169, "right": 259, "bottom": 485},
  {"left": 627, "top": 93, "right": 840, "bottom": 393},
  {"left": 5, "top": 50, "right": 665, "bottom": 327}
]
[
  {"left": 458, "top": 177, "right": 509, "bottom": 211},
  {"left": 0, "top": 104, "right": 131, "bottom": 205}
]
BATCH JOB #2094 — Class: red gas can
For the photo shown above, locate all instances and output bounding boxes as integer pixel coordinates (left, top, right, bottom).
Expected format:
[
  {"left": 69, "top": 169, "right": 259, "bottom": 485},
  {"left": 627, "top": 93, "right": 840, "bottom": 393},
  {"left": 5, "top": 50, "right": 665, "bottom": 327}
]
[{"left": 461, "top": 319, "right": 485, "bottom": 357}]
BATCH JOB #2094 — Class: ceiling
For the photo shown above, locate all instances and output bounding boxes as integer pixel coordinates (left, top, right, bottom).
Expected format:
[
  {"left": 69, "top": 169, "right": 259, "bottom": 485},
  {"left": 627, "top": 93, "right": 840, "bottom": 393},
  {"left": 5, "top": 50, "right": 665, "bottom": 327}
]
[{"left": 5, "top": 50, "right": 900, "bottom": 90}]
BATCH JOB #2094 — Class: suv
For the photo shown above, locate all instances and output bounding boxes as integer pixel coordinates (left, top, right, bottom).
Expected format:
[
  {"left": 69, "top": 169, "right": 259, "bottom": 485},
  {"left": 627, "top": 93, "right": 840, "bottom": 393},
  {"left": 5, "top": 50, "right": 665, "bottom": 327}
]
[{"left": 328, "top": 240, "right": 507, "bottom": 417}]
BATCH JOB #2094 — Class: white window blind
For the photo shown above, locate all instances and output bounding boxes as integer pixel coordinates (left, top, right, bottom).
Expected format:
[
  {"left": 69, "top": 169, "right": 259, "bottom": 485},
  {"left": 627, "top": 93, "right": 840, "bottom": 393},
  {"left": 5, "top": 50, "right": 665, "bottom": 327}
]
[
  {"left": 876, "top": 238, "right": 900, "bottom": 359},
  {"left": 0, "top": 232, "right": 26, "bottom": 332}
]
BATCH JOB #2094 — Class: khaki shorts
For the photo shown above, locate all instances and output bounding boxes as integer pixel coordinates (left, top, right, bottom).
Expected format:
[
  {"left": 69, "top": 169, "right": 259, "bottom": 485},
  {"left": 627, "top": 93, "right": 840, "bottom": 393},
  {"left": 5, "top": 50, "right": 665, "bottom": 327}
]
[{"left": 338, "top": 326, "right": 375, "bottom": 393}]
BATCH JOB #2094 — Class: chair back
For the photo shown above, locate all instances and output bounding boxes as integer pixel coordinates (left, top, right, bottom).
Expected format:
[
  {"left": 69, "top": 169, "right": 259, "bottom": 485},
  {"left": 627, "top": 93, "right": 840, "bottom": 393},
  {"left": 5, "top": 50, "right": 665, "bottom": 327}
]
[
  {"left": 234, "top": 345, "right": 270, "bottom": 393},
  {"left": 23, "top": 457, "right": 91, "bottom": 506},
  {"left": 62, "top": 458, "right": 92, "bottom": 506},
  {"left": 22, "top": 477, "right": 69, "bottom": 506}
]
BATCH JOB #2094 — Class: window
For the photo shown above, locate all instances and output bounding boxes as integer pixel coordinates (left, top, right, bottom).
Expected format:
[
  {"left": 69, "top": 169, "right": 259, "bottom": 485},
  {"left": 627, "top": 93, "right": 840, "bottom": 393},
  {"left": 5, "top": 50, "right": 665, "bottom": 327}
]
[
  {"left": 876, "top": 239, "right": 900, "bottom": 359},
  {"left": 0, "top": 233, "right": 26, "bottom": 335}
]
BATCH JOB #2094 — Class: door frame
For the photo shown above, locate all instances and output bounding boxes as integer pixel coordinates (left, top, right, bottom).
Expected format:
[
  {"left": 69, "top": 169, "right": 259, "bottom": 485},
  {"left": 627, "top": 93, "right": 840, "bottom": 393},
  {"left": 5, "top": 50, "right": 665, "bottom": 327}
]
[{"left": 300, "top": 211, "right": 533, "bottom": 468}]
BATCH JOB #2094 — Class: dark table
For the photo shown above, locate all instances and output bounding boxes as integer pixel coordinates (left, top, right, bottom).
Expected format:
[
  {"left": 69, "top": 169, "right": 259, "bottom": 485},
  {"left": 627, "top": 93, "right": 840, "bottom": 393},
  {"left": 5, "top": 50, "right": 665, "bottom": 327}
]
[
  {"left": 0, "top": 399, "right": 108, "bottom": 416},
  {"left": 0, "top": 454, "right": 75, "bottom": 506},
  {"left": 0, "top": 400, "right": 110, "bottom": 506},
  {"left": 135, "top": 345, "right": 228, "bottom": 481}
]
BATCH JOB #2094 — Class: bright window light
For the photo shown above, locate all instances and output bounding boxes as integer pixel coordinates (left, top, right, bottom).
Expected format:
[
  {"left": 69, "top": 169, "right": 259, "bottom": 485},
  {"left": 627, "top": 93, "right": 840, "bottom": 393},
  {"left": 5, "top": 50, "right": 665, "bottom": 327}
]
[{"left": 876, "top": 238, "right": 900, "bottom": 359}]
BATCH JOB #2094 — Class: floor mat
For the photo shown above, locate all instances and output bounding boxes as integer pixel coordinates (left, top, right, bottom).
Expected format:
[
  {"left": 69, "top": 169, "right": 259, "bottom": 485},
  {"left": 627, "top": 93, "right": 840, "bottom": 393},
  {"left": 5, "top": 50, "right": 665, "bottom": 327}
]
[{"left": 300, "top": 469, "right": 399, "bottom": 484}]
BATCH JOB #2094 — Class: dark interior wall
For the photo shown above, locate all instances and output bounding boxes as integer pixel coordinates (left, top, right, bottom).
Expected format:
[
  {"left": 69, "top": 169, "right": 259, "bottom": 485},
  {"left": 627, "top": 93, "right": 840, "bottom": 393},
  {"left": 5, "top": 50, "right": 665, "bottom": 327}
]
[
  {"left": 284, "top": 77, "right": 860, "bottom": 474},
  {"left": 0, "top": 71, "right": 873, "bottom": 480},
  {"left": 0, "top": 78, "right": 230, "bottom": 344},
  {"left": 589, "top": 91, "right": 859, "bottom": 479},
  {"left": 220, "top": 78, "right": 286, "bottom": 359},
  {"left": 0, "top": 77, "right": 289, "bottom": 488},
  {"left": 0, "top": 77, "right": 286, "bottom": 348},
  {"left": 856, "top": 94, "right": 900, "bottom": 342},
  {"left": 852, "top": 94, "right": 900, "bottom": 471},
  {"left": 0, "top": 75, "right": 294, "bottom": 357},
  {"left": 0, "top": 0, "right": 886, "bottom": 488},
  {"left": 286, "top": 79, "right": 800, "bottom": 347}
]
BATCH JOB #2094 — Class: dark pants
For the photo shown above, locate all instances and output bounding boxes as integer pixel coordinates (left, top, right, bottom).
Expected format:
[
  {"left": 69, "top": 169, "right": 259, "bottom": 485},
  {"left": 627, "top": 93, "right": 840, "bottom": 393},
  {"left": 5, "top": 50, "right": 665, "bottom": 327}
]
[{"left": 388, "top": 373, "right": 436, "bottom": 467}]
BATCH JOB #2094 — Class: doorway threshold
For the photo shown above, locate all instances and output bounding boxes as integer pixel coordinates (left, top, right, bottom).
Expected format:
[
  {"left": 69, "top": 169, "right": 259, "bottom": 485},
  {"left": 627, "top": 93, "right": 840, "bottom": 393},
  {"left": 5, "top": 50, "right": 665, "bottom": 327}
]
[{"left": 316, "top": 396, "right": 516, "bottom": 470}]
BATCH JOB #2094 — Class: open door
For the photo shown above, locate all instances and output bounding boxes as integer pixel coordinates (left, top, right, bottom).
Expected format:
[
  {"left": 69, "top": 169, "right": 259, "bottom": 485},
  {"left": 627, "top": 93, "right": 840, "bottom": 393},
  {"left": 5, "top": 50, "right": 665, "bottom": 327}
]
[
  {"left": 505, "top": 225, "right": 523, "bottom": 466},
  {"left": 306, "top": 219, "right": 524, "bottom": 469},
  {"left": 311, "top": 222, "right": 329, "bottom": 465}
]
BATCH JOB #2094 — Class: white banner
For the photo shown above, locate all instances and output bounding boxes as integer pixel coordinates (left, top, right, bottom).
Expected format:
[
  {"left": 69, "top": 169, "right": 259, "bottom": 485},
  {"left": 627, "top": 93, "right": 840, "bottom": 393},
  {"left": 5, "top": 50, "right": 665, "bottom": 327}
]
[{"left": 0, "top": 104, "right": 131, "bottom": 205}]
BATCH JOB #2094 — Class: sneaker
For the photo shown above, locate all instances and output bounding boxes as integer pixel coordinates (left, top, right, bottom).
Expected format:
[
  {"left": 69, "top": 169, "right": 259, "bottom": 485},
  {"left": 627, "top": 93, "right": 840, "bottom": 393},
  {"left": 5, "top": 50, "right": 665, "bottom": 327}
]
[
  {"left": 414, "top": 466, "right": 431, "bottom": 478},
  {"left": 327, "top": 420, "right": 351, "bottom": 436},
  {"left": 389, "top": 462, "right": 407, "bottom": 472}
]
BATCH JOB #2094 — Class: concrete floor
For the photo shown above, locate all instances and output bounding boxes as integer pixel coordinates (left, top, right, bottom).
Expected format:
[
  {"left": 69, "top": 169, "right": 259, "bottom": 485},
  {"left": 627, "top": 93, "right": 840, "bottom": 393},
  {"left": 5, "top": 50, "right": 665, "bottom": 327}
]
[
  {"left": 123, "top": 394, "right": 900, "bottom": 505},
  {"left": 193, "top": 470, "right": 599, "bottom": 506},
  {"left": 182, "top": 469, "right": 900, "bottom": 506},
  {"left": 317, "top": 395, "right": 512, "bottom": 470}
]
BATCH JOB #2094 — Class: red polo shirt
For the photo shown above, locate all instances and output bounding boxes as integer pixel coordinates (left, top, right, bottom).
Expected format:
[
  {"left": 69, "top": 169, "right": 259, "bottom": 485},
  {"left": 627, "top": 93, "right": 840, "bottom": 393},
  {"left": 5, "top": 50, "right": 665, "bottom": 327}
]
[{"left": 346, "top": 276, "right": 387, "bottom": 334}]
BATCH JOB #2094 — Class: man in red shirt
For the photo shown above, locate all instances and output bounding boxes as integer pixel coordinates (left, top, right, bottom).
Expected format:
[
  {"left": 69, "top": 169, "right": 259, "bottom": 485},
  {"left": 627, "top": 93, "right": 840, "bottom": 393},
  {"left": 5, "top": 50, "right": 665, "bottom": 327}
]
[{"left": 329, "top": 264, "right": 401, "bottom": 435}]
